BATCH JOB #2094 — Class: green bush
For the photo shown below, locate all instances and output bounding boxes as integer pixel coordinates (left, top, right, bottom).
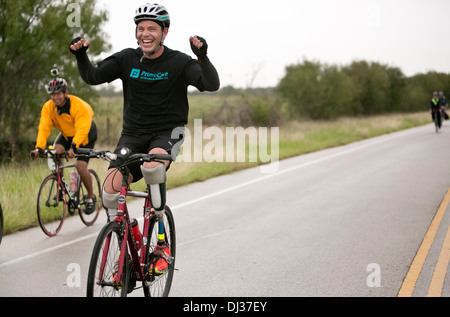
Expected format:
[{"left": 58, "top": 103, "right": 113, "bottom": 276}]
[{"left": 277, "top": 59, "right": 450, "bottom": 120}]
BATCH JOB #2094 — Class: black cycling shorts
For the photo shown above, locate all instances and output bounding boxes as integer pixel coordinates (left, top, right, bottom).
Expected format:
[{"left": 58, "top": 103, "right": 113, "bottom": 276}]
[
  {"left": 55, "top": 121, "right": 97, "bottom": 163},
  {"left": 109, "top": 128, "right": 184, "bottom": 182}
]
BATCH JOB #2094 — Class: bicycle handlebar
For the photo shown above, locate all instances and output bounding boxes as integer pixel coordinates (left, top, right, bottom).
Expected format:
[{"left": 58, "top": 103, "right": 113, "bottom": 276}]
[
  {"left": 38, "top": 147, "right": 173, "bottom": 167},
  {"left": 38, "top": 148, "right": 86, "bottom": 160},
  {"left": 38, "top": 148, "right": 66, "bottom": 159},
  {"left": 75, "top": 148, "right": 117, "bottom": 160},
  {"left": 75, "top": 147, "right": 173, "bottom": 164}
]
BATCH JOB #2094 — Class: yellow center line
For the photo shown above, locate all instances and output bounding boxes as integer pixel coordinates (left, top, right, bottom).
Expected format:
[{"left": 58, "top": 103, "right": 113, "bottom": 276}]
[
  {"left": 427, "top": 223, "right": 450, "bottom": 297},
  {"left": 397, "top": 188, "right": 450, "bottom": 297}
]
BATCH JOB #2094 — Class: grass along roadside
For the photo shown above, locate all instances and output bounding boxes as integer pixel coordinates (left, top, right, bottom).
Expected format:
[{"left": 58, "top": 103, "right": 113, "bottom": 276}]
[{"left": 1, "top": 112, "right": 430, "bottom": 235}]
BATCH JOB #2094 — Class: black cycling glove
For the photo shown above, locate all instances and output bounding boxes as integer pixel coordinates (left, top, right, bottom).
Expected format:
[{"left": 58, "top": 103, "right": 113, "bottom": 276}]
[
  {"left": 71, "top": 142, "right": 78, "bottom": 154},
  {"left": 190, "top": 36, "right": 208, "bottom": 59},
  {"left": 69, "top": 36, "right": 89, "bottom": 56}
]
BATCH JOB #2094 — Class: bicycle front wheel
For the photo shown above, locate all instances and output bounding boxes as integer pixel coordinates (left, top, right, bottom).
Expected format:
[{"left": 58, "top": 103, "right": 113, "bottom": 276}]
[
  {"left": 37, "top": 174, "right": 66, "bottom": 236},
  {"left": 87, "top": 221, "right": 129, "bottom": 297},
  {"left": 0, "top": 203, "right": 3, "bottom": 245},
  {"left": 143, "top": 205, "right": 176, "bottom": 297},
  {"left": 78, "top": 169, "right": 102, "bottom": 226}
]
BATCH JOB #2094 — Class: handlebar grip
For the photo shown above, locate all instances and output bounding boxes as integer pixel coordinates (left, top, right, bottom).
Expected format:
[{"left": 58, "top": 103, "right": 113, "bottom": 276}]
[
  {"left": 76, "top": 148, "right": 117, "bottom": 160},
  {"left": 152, "top": 154, "right": 173, "bottom": 161},
  {"left": 75, "top": 148, "right": 91, "bottom": 155}
]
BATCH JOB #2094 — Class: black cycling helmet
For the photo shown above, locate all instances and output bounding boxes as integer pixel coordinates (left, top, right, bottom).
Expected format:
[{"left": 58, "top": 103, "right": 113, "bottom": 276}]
[{"left": 134, "top": 3, "right": 170, "bottom": 29}]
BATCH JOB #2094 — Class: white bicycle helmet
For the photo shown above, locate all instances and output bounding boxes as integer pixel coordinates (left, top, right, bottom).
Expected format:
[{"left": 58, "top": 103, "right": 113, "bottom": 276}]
[{"left": 134, "top": 3, "right": 170, "bottom": 28}]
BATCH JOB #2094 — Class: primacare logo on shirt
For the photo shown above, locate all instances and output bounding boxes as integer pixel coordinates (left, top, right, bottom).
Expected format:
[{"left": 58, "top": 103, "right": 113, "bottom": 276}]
[{"left": 130, "top": 68, "right": 169, "bottom": 81}]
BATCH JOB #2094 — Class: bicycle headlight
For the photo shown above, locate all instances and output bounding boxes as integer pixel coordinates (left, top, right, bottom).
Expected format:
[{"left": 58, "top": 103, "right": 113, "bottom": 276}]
[{"left": 120, "top": 147, "right": 131, "bottom": 156}]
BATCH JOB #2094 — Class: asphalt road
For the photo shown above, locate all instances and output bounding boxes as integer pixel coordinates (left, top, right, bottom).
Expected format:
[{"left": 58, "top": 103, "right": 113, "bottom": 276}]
[{"left": 1, "top": 123, "right": 450, "bottom": 297}]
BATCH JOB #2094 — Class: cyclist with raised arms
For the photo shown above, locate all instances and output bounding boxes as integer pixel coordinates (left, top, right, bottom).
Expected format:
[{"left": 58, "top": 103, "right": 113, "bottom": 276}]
[
  {"left": 30, "top": 69, "right": 98, "bottom": 214},
  {"left": 69, "top": 3, "right": 219, "bottom": 274}
]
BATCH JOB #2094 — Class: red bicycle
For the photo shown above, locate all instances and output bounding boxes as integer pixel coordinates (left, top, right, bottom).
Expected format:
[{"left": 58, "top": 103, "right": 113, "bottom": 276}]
[{"left": 83, "top": 148, "right": 176, "bottom": 297}]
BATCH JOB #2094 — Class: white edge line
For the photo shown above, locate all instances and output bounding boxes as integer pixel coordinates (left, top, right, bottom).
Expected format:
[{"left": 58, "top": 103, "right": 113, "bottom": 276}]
[{"left": 0, "top": 232, "right": 98, "bottom": 268}]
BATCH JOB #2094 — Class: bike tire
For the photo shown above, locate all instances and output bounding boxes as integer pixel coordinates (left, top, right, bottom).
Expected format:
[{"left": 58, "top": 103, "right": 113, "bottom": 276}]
[
  {"left": 78, "top": 169, "right": 102, "bottom": 226},
  {"left": 87, "top": 221, "right": 129, "bottom": 297},
  {"left": 143, "top": 205, "right": 176, "bottom": 297},
  {"left": 37, "top": 174, "right": 66, "bottom": 236},
  {"left": 0, "top": 203, "right": 3, "bottom": 245}
]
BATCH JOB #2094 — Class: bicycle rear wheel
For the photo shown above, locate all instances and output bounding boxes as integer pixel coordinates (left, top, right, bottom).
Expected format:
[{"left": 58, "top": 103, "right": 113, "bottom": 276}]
[
  {"left": 37, "top": 174, "right": 66, "bottom": 236},
  {"left": 143, "top": 205, "right": 176, "bottom": 297},
  {"left": 78, "top": 169, "right": 102, "bottom": 226},
  {"left": 87, "top": 221, "right": 129, "bottom": 297}
]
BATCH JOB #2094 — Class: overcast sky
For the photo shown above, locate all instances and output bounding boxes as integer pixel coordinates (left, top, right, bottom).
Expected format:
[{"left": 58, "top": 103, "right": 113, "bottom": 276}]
[{"left": 95, "top": 0, "right": 450, "bottom": 88}]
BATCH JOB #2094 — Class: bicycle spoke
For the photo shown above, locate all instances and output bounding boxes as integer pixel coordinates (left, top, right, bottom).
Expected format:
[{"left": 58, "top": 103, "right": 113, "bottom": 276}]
[
  {"left": 78, "top": 169, "right": 102, "bottom": 226},
  {"left": 87, "top": 222, "right": 129, "bottom": 297},
  {"left": 37, "top": 174, "right": 65, "bottom": 236},
  {"left": 143, "top": 206, "right": 176, "bottom": 297}
]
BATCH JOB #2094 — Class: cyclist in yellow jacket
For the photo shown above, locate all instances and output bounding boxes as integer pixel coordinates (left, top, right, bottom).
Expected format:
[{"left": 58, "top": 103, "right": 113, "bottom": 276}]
[{"left": 30, "top": 72, "right": 98, "bottom": 214}]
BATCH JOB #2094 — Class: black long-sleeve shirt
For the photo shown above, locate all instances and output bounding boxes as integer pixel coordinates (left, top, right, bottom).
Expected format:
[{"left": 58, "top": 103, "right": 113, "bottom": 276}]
[{"left": 75, "top": 46, "right": 220, "bottom": 133}]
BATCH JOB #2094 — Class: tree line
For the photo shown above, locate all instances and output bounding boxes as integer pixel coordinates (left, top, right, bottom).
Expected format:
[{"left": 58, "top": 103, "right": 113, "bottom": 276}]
[
  {"left": 276, "top": 59, "right": 450, "bottom": 120},
  {"left": 210, "top": 59, "right": 449, "bottom": 128}
]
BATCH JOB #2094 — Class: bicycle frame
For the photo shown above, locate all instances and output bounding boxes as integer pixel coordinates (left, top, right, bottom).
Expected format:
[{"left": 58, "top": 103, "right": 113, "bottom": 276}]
[
  {"left": 99, "top": 170, "right": 166, "bottom": 287},
  {"left": 48, "top": 153, "right": 78, "bottom": 208}
]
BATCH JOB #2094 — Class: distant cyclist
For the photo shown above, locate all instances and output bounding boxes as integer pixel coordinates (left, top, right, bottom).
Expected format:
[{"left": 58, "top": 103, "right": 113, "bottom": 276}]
[
  {"left": 439, "top": 91, "right": 449, "bottom": 120},
  {"left": 430, "top": 91, "right": 442, "bottom": 128},
  {"left": 30, "top": 68, "right": 98, "bottom": 214},
  {"left": 69, "top": 3, "right": 219, "bottom": 274}
]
